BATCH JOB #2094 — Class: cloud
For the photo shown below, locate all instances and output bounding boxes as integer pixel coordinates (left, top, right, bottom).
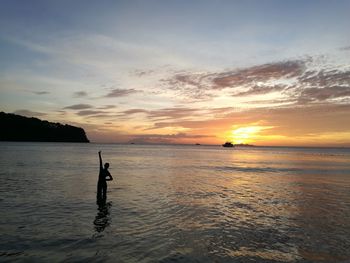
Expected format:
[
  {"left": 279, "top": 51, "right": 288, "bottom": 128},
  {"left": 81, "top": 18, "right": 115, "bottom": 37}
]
[
  {"left": 339, "top": 46, "right": 350, "bottom": 51},
  {"left": 161, "top": 72, "right": 215, "bottom": 101},
  {"left": 299, "top": 69, "right": 350, "bottom": 88},
  {"left": 161, "top": 57, "right": 350, "bottom": 106},
  {"left": 114, "top": 107, "right": 235, "bottom": 131},
  {"left": 133, "top": 69, "right": 155, "bottom": 77},
  {"left": 13, "top": 109, "right": 46, "bottom": 117},
  {"left": 114, "top": 107, "right": 196, "bottom": 122},
  {"left": 212, "top": 60, "right": 305, "bottom": 89},
  {"left": 147, "top": 107, "right": 200, "bottom": 120},
  {"left": 97, "top": 105, "right": 116, "bottom": 109},
  {"left": 73, "top": 91, "right": 88, "bottom": 98},
  {"left": 161, "top": 60, "right": 306, "bottom": 101},
  {"left": 64, "top": 104, "right": 93, "bottom": 110},
  {"left": 233, "top": 84, "right": 286, "bottom": 96},
  {"left": 299, "top": 86, "right": 350, "bottom": 102},
  {"left": 244, "top": 98, "right": 296, "bottom": 105},
  {"left": 294, "top": 69, "right": 350, "bottom": 103},
  {"left": 76, "top": 110, "right": 107, "bottom": 116},
  {"left": 117, "top": 106, "right": 234, "bottom": 122},
  {"left": 33, "top": 91, "right": 50, "bottom": 95},
  {"left": 104, "top": 88, "right": 140, "bottom": 97},
  {"left": 121, "top": 109, "right": 148, "bottom": 115}
]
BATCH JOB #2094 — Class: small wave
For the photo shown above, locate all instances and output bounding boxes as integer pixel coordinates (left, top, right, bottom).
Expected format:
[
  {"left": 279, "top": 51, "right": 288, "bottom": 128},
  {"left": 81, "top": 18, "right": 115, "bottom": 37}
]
[
  {"left": 211, "top": 165, "right": 349, "bottom": 175},
  {"left": 213, "top": 165, "right": 299, "bottom": 173},
  {"left": 0, "top": 251, "right": 24, "bottom": 257}
]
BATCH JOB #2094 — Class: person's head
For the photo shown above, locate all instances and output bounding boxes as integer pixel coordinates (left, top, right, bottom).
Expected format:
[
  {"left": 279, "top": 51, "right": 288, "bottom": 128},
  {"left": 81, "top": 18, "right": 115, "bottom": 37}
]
[{"left": 104, "top": 162, "right": 110, "bottom": 169}]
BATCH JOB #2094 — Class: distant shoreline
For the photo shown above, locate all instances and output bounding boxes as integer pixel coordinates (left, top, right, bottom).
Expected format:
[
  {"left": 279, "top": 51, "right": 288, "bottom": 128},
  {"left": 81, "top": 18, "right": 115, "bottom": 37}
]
[
  {"left": 91, "top": 142, "right": 350, "bottom": 149},
  {"left": 1, "top": 141, "right": 349, "bottom": 149}
]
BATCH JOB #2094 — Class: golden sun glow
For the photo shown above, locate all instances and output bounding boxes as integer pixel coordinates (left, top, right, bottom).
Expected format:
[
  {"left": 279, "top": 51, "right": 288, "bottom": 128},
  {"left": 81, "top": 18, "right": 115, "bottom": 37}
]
[{"left": 228, "top": 126, "right": 273, "bottom": 144}]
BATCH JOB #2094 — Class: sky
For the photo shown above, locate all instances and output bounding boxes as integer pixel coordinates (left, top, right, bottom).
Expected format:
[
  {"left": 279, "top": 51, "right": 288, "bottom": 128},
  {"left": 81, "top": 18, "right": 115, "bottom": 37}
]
[{"left": 1, "top": 0, "right": 350, "bottom": 146}]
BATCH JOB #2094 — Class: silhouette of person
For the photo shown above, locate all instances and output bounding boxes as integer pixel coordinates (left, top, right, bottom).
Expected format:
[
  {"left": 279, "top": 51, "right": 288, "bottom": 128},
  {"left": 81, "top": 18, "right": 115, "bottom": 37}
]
[{"left": 97, "top": 151, "right": 113, "bottom": 201}]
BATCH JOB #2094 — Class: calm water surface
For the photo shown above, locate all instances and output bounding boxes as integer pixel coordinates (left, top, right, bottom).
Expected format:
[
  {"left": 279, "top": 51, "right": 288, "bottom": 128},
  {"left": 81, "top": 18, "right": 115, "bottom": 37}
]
[{"left": 0, "top": 142, "right": 350, "bottom": 262}]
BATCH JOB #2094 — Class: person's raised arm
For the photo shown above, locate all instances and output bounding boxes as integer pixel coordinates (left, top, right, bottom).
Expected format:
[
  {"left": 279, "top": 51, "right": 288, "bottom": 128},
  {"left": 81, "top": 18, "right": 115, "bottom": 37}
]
[{"left": 98, "top": 151, "right": 103, "bottom": 169}]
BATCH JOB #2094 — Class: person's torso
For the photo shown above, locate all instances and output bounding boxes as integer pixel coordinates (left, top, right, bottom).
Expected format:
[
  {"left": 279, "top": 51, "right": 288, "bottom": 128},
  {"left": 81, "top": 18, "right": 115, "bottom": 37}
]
[{"left": 99, "top": 168, "right": 110, "bottom": 182}]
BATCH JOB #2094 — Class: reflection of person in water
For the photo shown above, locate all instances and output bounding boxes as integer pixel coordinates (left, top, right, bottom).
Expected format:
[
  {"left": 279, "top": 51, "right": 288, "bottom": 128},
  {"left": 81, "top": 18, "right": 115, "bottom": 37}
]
[
  {"left": 97, "top": 151, "right": 113, "bottom": 201},
  {"left": 94, "top": 201, "right": 112, "bottom": 233}
]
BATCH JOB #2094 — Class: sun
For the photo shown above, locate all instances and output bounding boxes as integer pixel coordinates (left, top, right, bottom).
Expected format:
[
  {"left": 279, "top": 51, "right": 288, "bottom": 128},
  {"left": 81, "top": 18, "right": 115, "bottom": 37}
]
[{"left": 229, "top": 126, "right": 271, "bottom": 144}]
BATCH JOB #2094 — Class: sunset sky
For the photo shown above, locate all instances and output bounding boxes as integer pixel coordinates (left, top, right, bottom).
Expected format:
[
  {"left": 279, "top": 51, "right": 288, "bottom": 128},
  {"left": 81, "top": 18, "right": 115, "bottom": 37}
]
[{"left": 1, "top": 0, "right": 350, "bottom": 146}]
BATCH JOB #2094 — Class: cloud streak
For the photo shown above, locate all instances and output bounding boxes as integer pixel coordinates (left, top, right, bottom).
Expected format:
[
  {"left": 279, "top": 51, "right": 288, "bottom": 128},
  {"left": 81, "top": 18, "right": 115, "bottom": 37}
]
[
  {"left": 13, "top": 109, "right": 46, "bottom": 117},
  {"left": 73, "top": 91, "right": 88, "bottom": 98},
  {"left": 33, "top": 91, "right": 50, "bottom": 95},
  {"left": 116, "top": 106, "right": 235, "bottom": 122},
  {"left": 64, "top": 104, "right": 93, "bottom": 110},
  {"left": 233, "top": 84, "right": 286, "bottom": 97},
  {"left": 76, "top": 110, "right": 107, "bottom": 116},
  {"left": 104, "top": 88, "right": 140, "bottom": 98}
]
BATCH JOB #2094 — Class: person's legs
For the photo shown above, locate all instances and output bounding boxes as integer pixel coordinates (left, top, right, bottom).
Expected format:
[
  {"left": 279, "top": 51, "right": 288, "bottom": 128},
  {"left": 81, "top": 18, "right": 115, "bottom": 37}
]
[
  {"left": 102, "top": 183, "right": 107, "bottom": 200},
  {"left": 97, "top": 181, "right": 103, "bottom": 200}
]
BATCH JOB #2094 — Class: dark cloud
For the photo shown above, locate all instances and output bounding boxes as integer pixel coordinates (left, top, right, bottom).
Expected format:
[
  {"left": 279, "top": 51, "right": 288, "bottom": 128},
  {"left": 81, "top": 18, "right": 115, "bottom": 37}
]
[
  {"left": 173, "top": 74, "right": 204, "bottom": 87},
  {"left": 212, "top": 60, "right": 305, "bottom": 89},
  {"left": 13, "top": 109, "right": 46, "bottom": 117},
  {"left": 233, "top": 84, "right": 286, "bottom": 96},
  {"left": 299, "top": 86, "right": 350, "bottom": 102},
  {"left": 162, "top": 72, "right": 216, "bottom": 101},
  {"left": 64, "top": 104, "right": 93, "bottom": 110},
  {"left": 162, "top": 60, "right": 306, "bottom": 101},
  {"left": 105, "top": 88, "right": 140, "bottom": 97},
  {"left": 33, "top": 91, "right": 49, "bottom": 95},
  {"left": 299, "top": 69, "right": 350, "bottom": 88},
  {"left": 294, "top": 69, "right": 350, "bottom": 103},
  {"left": 73, "top": 91, "right": 88, "bottom": 98},
  {"left": 97, "top": 105, "right": 116, "bottom": 109},
  {"left": 122, "top": 109, "right": 148, "bottom": 115},
  {"left": 163, "top": 57, "right": 350, "bottom": 105}
]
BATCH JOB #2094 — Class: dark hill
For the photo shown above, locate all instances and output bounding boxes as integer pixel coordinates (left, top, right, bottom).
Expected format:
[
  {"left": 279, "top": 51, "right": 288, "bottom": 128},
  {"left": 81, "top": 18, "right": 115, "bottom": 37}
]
[{"left": 0, "top": 112, "right": 89, "bottom": 142}]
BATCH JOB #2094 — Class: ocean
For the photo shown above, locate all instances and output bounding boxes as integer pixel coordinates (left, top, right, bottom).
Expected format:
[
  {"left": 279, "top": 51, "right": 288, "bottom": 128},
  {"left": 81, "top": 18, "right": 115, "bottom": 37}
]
[{"left": 0, "top": 142, "right": 349, "bottom": 262}]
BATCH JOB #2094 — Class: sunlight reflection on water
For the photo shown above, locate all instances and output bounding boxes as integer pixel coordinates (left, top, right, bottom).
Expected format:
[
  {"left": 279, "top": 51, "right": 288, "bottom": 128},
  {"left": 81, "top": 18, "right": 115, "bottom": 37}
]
[{"left": 0, "top": 143, "right": 350, "bottom": 262}]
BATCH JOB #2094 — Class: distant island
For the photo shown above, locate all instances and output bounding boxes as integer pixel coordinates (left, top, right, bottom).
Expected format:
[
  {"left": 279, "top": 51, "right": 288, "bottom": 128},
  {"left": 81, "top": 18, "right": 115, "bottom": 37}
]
[
  {"left": 0, "top": 112, "right": 89, "bottom": 142},
  {"left": 233, "top": 143, "right": 255, "bottom": 147},
  {"left": 222, "top": 142, "right": 256, "bottom": 147}
]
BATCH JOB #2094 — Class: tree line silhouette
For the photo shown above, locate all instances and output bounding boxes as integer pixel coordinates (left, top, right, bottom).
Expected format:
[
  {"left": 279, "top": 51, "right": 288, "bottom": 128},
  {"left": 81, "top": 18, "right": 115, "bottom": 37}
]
[{"left": 0, "top": 112, "right": 89, "bottom": 142}]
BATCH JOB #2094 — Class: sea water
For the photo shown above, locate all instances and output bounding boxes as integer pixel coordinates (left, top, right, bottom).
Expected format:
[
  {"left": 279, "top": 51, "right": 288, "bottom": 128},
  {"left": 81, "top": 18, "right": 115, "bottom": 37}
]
[{"left": 0, "top": 142, "right": 350, "bottom": 262}]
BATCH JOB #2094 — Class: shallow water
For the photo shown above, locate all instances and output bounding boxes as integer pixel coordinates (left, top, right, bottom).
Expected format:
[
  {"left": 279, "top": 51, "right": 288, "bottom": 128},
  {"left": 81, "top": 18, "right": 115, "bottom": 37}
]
[{"left": 0, "top": 142, "right": 350, "bottom": 262}]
